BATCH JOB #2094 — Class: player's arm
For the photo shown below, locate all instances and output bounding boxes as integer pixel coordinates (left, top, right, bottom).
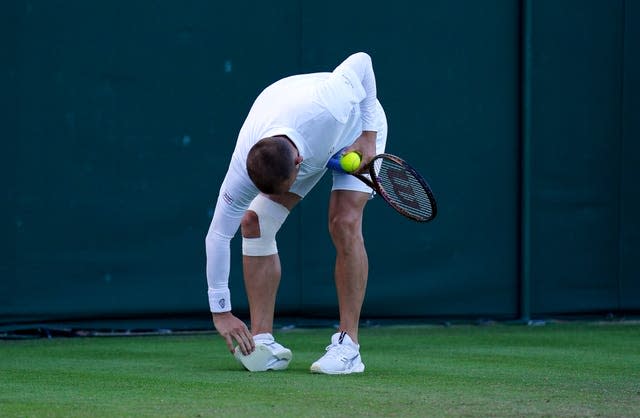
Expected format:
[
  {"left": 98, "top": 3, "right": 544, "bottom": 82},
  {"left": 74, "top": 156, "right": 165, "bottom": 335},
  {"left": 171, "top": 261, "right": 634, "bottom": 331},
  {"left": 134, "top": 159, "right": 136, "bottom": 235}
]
[
  {"left": 206, "top": 226, "right": 255, "bottom": 355},
  {"left": 334, "top": 53, "right": 378, "bottom": 170},
  {"left": 206, "top": 173, "right": 258, "bottom": 355},
  {"left": 333, "top": 52, "right": 378, "bottom": 133}
]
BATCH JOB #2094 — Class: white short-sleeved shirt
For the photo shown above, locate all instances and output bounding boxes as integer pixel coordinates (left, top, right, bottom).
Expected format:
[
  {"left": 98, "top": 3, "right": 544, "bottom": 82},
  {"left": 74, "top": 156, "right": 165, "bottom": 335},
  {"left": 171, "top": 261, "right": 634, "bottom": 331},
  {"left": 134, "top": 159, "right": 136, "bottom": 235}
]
[{"left": 206, "top": 53, "right": 386, "bottom": 312}]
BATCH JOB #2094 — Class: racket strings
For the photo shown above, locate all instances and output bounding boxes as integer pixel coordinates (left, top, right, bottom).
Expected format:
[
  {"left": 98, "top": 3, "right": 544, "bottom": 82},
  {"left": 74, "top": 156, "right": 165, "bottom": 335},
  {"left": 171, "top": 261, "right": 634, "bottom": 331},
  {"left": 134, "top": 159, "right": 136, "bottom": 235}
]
[{"left": 375, "top": 159, "right": 434, "bottom": 220}]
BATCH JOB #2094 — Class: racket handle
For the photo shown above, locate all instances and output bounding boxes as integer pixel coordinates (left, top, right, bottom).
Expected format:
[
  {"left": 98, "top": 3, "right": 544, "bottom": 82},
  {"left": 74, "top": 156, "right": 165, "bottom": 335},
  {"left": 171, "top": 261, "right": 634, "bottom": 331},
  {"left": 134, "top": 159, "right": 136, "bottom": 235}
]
[{"left": 326, "top": 148, "right": 348, "bottom": 173}]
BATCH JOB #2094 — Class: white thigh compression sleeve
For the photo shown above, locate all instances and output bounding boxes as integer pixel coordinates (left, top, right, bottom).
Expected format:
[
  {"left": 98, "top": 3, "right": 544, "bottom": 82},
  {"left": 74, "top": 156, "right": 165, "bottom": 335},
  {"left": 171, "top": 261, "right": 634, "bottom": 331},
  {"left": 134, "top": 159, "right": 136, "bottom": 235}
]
[{"left": 242, "top": 194, "right": 290, "bottom": 256}]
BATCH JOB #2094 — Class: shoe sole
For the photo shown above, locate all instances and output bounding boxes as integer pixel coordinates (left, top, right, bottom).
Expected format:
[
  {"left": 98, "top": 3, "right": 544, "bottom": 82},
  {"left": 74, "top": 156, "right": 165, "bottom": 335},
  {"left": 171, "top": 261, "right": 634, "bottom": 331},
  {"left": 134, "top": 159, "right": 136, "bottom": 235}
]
[
  {"left": 309, "top": 362, "right": 365, "bottom": 375},
  {"left": 234, "top": 344, "right": 292, "bottom": 372}
]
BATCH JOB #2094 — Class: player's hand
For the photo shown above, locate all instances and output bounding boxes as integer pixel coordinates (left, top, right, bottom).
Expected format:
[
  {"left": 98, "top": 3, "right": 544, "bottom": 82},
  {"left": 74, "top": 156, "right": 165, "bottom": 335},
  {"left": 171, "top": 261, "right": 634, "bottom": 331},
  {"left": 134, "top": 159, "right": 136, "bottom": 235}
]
[
  {"left": 212, "top": 312, "right": 255, "bottom": 355},
  {"left": 345, "top": 130, "right": 376, "bottom": 173}
]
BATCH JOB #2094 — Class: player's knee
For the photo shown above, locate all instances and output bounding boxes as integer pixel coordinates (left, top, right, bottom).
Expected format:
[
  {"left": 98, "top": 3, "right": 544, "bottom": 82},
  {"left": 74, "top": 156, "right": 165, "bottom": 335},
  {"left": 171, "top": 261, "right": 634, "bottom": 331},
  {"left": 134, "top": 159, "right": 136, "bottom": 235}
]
[
  {"left": 242, "top": 195, "right": 290, "bottom": 256},
  {"left": 241, "top": 211, "right": 261, "bottom": 238},
  {"left": 329, "top": 210, "right": 362, "bottom": 239}
]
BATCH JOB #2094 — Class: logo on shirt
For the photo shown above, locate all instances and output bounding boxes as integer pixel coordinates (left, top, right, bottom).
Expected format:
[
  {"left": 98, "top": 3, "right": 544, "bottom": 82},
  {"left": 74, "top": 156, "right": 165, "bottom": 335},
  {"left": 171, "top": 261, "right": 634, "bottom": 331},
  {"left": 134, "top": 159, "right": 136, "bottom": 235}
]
[
  {"left": 218, "top": 298, "right": 226, "bottom": 309},
  {"left": 341, "top": 74, "right": 353, "bottom": 88},
  {"left": 222, "top": 191, "right": 234, "bottom": 205}
]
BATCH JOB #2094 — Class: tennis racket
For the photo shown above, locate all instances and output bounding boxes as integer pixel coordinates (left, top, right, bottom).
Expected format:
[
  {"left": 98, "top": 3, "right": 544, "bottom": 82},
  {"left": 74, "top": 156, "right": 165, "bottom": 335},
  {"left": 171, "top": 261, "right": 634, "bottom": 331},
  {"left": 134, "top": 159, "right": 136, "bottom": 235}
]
[{"left": 327, "top": 151, "right": 437, "bottom": 222}]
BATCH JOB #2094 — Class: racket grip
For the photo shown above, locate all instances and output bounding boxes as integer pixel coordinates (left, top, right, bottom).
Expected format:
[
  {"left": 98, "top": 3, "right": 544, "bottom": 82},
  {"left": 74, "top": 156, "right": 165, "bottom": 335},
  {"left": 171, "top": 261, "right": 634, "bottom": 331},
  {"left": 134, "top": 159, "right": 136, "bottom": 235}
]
[{"left": 326, "top": 148, "right": 348, "bottom": 173}]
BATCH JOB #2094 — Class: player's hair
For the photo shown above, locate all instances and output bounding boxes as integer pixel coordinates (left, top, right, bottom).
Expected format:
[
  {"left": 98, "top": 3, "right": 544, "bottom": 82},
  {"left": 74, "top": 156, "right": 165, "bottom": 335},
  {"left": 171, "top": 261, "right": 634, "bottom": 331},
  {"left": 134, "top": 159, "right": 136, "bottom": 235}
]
[{"left": 247, "top": 136, "right": 296, "bottom": 195}]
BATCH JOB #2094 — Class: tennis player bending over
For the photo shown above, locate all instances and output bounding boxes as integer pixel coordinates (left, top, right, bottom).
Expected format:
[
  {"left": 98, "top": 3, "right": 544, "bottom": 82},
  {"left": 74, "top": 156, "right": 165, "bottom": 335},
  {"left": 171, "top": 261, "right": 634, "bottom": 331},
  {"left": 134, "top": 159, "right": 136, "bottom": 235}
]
[{"left": 206, "top": 52, "right": 387, "bottom": 374}]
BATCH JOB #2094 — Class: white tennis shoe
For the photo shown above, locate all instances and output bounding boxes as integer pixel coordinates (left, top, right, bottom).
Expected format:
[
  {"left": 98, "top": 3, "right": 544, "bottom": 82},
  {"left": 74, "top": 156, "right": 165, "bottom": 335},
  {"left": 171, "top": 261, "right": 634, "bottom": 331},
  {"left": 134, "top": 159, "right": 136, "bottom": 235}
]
[
  {"left": 310, "top": 331, "right": 365, "bottom": 375},
  {"left": 234, "top": 333, "right": 292, "bottom": 372}
]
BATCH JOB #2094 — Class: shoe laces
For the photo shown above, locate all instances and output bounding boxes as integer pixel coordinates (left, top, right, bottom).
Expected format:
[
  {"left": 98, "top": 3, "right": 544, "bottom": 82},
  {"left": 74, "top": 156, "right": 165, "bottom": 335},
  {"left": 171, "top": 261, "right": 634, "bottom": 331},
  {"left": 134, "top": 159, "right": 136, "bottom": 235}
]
[
  {"left": 265, "top": 340, "right": 286, "bottom": 351},
  {"left": 323, "top": 342, "right": 358, "bottom": 360},
  {"left": 255, "top": 336, "right": 287, "bottom": 355}
]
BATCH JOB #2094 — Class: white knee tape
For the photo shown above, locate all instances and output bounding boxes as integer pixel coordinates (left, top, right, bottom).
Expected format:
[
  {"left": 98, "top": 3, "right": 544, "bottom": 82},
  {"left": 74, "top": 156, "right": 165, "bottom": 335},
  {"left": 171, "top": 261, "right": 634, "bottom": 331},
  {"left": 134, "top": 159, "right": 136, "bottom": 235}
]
[{"left": 242, "top": 194, "right": 290, "bottom": 256}]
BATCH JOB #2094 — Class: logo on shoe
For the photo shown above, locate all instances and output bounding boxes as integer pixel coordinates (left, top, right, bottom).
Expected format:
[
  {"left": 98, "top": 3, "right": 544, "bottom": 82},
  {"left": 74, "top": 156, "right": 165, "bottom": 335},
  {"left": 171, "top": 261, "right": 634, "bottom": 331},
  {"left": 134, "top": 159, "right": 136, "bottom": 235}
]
[{"left": 341, "top": 353, "right": 360, "bottom": 366}]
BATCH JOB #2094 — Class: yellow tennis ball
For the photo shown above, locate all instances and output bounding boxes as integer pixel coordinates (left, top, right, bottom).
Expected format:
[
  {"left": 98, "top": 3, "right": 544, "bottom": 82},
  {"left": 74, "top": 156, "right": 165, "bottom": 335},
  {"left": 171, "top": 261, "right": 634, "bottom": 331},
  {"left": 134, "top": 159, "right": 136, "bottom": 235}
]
[{"left": 340, "top": 152, "right": 361, "bottom": 173}]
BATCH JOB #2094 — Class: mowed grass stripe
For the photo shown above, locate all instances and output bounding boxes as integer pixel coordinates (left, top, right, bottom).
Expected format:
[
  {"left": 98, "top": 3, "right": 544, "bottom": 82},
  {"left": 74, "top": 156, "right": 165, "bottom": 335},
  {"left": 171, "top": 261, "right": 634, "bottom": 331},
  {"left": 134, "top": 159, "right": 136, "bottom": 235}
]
[{"left": 1, "top": 323, "right": 638, "bottom": 417}]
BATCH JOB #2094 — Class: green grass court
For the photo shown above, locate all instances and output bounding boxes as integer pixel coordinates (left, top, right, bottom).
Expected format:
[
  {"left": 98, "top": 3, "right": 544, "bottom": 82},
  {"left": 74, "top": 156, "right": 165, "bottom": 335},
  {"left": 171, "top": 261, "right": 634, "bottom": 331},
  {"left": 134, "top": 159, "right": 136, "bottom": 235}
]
[{"left": 1, "top": 322, "right": 638, "bottom": 417}]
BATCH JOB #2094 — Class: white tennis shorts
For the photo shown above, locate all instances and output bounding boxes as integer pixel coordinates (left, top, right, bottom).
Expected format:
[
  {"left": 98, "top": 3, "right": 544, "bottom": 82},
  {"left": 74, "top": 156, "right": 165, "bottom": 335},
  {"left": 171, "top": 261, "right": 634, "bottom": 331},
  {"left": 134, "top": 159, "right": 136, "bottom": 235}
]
[{"left": 289, "top": 104, "right": 387, "bottom": 198}]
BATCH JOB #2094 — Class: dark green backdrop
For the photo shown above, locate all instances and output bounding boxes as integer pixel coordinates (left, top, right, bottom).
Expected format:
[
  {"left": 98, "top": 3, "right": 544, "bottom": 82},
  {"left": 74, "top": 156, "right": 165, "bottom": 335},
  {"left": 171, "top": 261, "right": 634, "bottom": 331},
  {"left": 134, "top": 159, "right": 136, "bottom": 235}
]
[{"left": 2, "top": 0, "right": 638, "bottom": 325}]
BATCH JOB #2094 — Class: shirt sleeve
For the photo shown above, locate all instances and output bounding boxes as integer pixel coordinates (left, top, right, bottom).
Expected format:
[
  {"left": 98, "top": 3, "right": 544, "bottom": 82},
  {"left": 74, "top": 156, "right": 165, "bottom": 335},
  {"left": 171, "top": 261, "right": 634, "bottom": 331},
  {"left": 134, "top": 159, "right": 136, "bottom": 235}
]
[
  {"left": 205, "top": 164, "right": 258, "bottom": 313},
  {"left": 333, "top": 52, "right": 378, "bottom": 131}
]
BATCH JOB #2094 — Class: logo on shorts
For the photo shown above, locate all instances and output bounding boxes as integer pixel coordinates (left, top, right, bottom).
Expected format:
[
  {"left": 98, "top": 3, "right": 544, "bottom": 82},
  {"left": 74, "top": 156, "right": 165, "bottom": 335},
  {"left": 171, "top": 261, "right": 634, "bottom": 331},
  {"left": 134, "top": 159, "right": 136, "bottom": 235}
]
[{"left": 218, "top": 298, "right": 226, "bottom": 309}]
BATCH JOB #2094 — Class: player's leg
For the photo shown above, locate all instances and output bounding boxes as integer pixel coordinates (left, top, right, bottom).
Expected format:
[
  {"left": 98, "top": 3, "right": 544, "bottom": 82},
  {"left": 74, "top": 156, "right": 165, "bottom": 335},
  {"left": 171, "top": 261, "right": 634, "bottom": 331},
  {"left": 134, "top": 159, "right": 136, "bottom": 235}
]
[
  {"left": 241, "top": 222, "right": 281, "bottom": 335},
  {"left": 241, "top": 192, "right": 301, "bottom": 336},
  {"left": 328, "top": 190, "right": 370, "bottom": 344},
  {"left": 309, "top": 189, "right": 369, "bottom": 375},
  {"left": 311, "top": 101, "right": 387, "bottom": 375},
  {"left": 235, "top": 192, "right": 300, "bottom": 372}
]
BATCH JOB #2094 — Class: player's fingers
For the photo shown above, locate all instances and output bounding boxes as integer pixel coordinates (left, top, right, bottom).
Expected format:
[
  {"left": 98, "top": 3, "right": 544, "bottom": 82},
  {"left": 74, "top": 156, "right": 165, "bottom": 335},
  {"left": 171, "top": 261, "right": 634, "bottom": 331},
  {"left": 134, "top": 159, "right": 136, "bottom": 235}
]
[
  {"left": 243, "top": 329, "right": 256, "bottom": 353},
  {"left": 361, "top": 152, "right": 374, "bottom": 167},
  {"left": 234, "top": 331, "right": 252, "bottom": 355},
  {"left": 236, "top": 323, "right": 254, "bottom": 352},
  {"left": 249, "top": 332, "right": 256, "bottom": 351},
  {"left": 223, "top": 334, "right": 235, "bottom": 354},
  {"left": 234, "top": 333, "right": 246, "bottom": 355},
  {"left": 354, "top": 159, "right": 369, "bottom": 174}
]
